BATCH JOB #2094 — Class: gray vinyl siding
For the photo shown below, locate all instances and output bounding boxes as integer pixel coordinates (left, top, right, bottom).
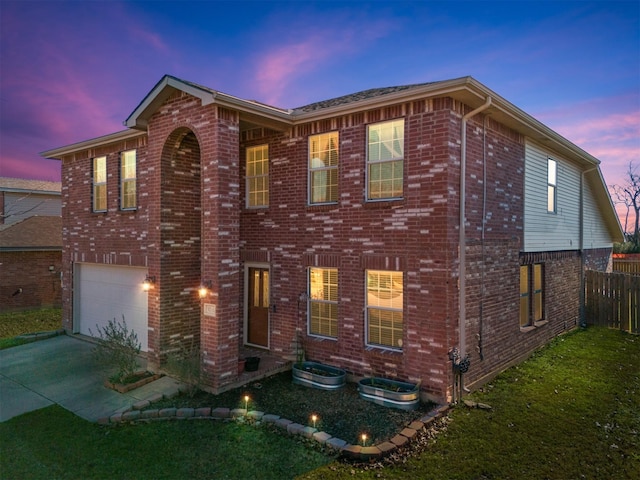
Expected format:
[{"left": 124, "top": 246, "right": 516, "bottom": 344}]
[
  {"left": 524, "top": 140, "right": 581, "bottom": 252},
  {"left": 583, "top": 178, "right": 615, "bottom": 249},
  {"left": 2, "top": 192, "right": 61, "bottom": 226}
]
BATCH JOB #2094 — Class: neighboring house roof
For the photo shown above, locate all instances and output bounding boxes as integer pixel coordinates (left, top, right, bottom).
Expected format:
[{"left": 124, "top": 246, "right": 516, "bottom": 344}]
[
  {"left": 0, "top": 177, "right": 61, "bottom": 195},
  {"left": 0, "top": 216, "right": 62, "bottom": 251},
  {"left": 40, "top": 74, "right": 624, "bottom": 242}
]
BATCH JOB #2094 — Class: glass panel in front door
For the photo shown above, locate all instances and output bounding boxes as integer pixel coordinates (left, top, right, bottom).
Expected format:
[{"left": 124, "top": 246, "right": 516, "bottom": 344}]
[{"left": 248, "top": 268, "right": 269, "bottom": 347}]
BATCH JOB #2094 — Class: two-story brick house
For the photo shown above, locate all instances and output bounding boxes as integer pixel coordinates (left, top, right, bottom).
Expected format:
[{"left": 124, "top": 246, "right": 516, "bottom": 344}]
[{"left": 42, "top": 75, "right": 623, "bottom": 402}]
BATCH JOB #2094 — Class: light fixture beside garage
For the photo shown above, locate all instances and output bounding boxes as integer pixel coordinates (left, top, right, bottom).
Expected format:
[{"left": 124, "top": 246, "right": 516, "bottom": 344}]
[
  {"left": 198, "top": 280, "right": 212, "bottom": 298},
  {"left": 142, "top": 275, "right": 156, "bottom": 291}
]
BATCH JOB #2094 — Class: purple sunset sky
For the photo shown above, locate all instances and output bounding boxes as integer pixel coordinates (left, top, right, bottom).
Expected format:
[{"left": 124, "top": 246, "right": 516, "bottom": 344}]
[{"left": 1, "top": 1, "right": 638, "bottom": 230}]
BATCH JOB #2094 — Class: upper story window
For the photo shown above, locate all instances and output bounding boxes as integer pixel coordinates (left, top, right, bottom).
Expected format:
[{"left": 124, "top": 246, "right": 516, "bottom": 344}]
[
  {"left": 120, "top": 150, "right": 137, "bottom": 210},
  {"left": 308, "top": 267, "right": 338, "bottom": 338},
  {"left": 309, "top": 132, "right": 339, "bottom": 204},
  {"left": 246, "top": 145, "right": 269, "bottom": 208},
  {"left": 366, "top": 270, "right": 403, "bottom": 350},
  {"left": 367, "top": 119, "right": 404, "bottom": 200},
  {"left": 92, "top": 156, "right": 107, "bottom": 212},
  {"left": 547, "top": 158, "right": 557, "bottom": 213}
]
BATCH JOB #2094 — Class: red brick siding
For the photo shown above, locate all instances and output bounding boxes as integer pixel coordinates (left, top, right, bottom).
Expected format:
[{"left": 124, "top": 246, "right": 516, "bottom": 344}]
[
  {"left": 59, "top": 88, "right": 613, "bottom": 402},
  {"left": 59, "top": 135, "right": 149, "bottom": 332},
  {"left": 236, "top": 101, "right": 525, "bottom": 401},
  {"left": 0, "top": 251, "right": 62, "bottom": 311}
]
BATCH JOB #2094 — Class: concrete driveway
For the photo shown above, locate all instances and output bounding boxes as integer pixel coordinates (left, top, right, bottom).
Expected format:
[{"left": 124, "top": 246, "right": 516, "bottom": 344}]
[{"left": 0, "top": 334, "right": 182, "bottom": 422}]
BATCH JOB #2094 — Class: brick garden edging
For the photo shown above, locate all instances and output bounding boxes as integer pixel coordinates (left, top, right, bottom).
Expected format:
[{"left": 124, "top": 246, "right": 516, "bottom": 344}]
[{"left": 97, "top": 390, "right": 450, "bottom": 462}]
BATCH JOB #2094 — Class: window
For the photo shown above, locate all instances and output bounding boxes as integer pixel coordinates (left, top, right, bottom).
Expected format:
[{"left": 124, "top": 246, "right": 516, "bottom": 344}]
[
  {"left": 547, "top": 158, "right": 557, "bottom": 213},
  {"left": 520, "top": 263, "right": 544, "bottom": 327},
  {"left": 120, "top": 150, "right": 137, "bottom": 210},
  {"left": 308, "top": 268, "right": 338, "bottom": 338},
  {"left": 309, "top": 132, "right": 339, "bottom": 204},
  {"left": 246, "top": 145, "right": 269, "bottom": 208},
  {"left": 93, "top": 156, "right": 107, "bottom": 212},
  {"left": 366, "top": 270, "right": 403, "bottom": 349},
  {"left": 367, "top": 119, "right": 404, "bottom": 200}
]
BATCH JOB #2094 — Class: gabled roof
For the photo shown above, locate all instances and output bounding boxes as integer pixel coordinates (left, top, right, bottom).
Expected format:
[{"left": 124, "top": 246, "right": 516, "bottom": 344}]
[
  {"left": 0, "top": 216, "right": 62, "bottom": 251},
  {"left": 0, "top": 177, "right": 61, "bottom": 195},
  {"left": 41, "top": 74, "right": 623, "bottom": 242},
  {"left": 125, "top": 75, "right": 292, "bottom": 131}
]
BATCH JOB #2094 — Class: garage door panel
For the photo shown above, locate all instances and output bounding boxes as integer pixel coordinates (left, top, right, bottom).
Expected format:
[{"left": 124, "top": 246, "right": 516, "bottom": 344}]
[{"left": 74, "top": 264, "right": 148, "bottom": 351}]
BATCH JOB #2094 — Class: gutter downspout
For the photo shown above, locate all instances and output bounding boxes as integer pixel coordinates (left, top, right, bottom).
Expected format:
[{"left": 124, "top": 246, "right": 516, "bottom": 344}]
[
  {"left": 458, "top": 96, "right": 492, "bottom": 392},
  {"left": 579, "top": 167, "right": 598, "bottom": 327}
]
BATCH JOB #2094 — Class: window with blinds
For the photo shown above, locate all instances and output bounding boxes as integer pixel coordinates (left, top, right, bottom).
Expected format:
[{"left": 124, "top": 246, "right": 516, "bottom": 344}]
[
  {"left": 120, "top": 150, "right": 137, "bottom": 210},
  {"left": 520, "top": 263, "right": 545, "bottom": 327},
  {"left": 366, "top": 270, "right": 403, "bottom": 349},
  {"left": 246, "top": 145, "right": 269, "bottom": 208},
  {"left": 93, "top": 156, "right": 107, "bottom": 212},
  {"left": 367, "top": 119, "right": 404, "bottom": 200},
  {"left": 309, "top": 267, "right": 338, "bottom": 338},
  {"left": 309, "top": 132, "right": 339, "bottom": 204}
]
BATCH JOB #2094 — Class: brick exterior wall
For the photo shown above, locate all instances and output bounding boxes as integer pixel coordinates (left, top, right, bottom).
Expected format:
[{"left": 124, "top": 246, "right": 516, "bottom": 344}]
[
  {"left": 235, "top": 101, "right": 528, "bottom": 401},
  {"left": 0, "top": 250, "right": 62, "bottom": 311},
  {"left": 57, "top": 87, "right": 614, "bottom": 402},
  {"left": 59, "top": 134, "right": 149, "bottom": 332}
]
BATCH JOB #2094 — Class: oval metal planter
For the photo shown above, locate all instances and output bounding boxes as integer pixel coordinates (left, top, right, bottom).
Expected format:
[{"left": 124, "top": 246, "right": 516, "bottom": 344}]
[
  {"left": 358, "top": 377, "right": 420, "bottom": 410},
  {"left": 292, "top": 361, "right": 346, "bottom": 390}
]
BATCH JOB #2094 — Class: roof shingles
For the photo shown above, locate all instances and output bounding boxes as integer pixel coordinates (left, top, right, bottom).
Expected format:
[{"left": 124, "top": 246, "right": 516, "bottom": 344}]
[{"left": 0, "top": 216, "right": 62, "bottom": 249}]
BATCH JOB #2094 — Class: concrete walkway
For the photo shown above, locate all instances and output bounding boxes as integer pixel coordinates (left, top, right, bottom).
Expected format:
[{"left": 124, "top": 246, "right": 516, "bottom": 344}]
[{"left": 0, "top": 334, "right": 183, "bottom": 422}]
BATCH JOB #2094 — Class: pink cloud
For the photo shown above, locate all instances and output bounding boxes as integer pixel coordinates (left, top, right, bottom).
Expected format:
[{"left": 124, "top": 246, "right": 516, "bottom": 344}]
[
  {"left": 253, "top": 18, "right": 397, "bottom": 106},
  {"left": 534, "top": 95, "right": 639, "bottom": 234},
  {"left": 0, "top": 154, "right": 61, "bottom": 182},
  {"left": 128, "top": 26, "right": 171, "bottom": 55}
]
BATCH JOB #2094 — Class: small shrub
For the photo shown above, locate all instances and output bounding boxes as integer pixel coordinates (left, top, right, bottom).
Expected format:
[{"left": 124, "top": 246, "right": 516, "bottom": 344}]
[
  {"left": 91, "top": 316, "right": 141, "bottom": 384},
  {"left": 165, "top": 341, "right": 202, "bottom": 397}
]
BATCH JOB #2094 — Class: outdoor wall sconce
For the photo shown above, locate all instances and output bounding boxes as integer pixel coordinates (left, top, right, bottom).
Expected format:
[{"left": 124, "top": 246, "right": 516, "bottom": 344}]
[
  {"left": 199, "top": 280, "right": 212, "bottom": 299},
  {"left": 142, "top": 275, "right": 156, "bottom": 291}
]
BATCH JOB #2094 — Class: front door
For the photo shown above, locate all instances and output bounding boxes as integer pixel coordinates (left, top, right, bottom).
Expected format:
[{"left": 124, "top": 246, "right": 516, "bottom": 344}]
[{"left": 247, "top": 267, "right": 269, "bottom": 347}]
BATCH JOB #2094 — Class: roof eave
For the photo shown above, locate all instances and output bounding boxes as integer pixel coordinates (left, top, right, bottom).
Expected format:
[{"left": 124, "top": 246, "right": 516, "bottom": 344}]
[
  {"left": 125, "top": 75, "right": 293, "bottom": 131},
  {"left": 0, "top": 188, "right": 60, "bottom": 195},
  {"left": 40, "top": 129, "right": 145, "bottom": 160},
  {"left": 124, "top": 75, "right": 217, "bottom": 129},
  {"left": 588, "top": 168, "right": 625, "bottom": 243}
]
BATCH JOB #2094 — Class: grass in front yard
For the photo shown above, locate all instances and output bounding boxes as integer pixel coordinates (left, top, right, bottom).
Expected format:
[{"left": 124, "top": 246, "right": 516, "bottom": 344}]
[
  {"left": 0, "top": 307, "right": 61, "bottom": 349},
  {"left": 301, "top": 327, "right": 640, "bottom": 479},
  {"left": 0, "top": 405, "right": 332, "bottom": 480}
]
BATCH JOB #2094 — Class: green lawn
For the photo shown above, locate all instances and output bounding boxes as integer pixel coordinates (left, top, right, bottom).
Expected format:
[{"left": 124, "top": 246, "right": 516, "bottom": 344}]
[
  {"left": 0, "top": 307, "right": 61, "bottom": 349},
  {"left": 1, "top": 309, "right": 638, "bottom": 479},
  {"left": 0, "top": 406, "right": 332, "bottom": 480},
  {"left": 301, "top": 327, "right": 640, "bottom": 479}
]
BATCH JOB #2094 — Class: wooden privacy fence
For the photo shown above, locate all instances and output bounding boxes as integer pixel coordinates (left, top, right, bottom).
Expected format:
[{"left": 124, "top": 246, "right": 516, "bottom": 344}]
[
  {"left": 613, "top": 259, "right": 640, "bottom": 275},
  {"left": 585, "top": 270, "right": 639, "bottom": 334}
]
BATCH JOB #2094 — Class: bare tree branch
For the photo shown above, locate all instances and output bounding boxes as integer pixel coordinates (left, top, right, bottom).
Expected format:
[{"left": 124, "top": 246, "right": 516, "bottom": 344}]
[
  {"left": 0, "top": 192, "right": 46, "bottom": 220},
  {"left": 610, "top": 161, "right": 640, "bottom": 249}
]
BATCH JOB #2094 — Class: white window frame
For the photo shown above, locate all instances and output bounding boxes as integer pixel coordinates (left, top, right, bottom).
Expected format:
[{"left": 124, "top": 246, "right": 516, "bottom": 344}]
[
  {"left": 547, "top": 158, "right": 557, "bottom": 213},
  {"left": 309, "top": 132, "right": 339, "bottom": 205},
  {"left": 120, "top": 150, "right": 137, "bottom": 210},
  {"left": 246, "top": 145, "right": 269, "bottom": 208},
  {"left": 93, "top": 156, "right": 107, "bottom": 212},
  {"left": 365, "top": 270, "right": 403, "bottom": 350},
  {"left": 308, "top": 267, "right": 338, "bottom": 339},
  {"left": 366, "top": 119, "right": 404, "bottom": 201}
]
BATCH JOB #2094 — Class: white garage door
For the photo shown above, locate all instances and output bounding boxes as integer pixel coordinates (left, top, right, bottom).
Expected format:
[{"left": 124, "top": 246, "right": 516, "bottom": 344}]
[{"left": 74, "top": 263, "right": 148, "bottom": 351}]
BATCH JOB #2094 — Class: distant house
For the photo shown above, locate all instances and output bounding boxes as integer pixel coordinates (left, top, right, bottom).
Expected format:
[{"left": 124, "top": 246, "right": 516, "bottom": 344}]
[
  {"left": 0, "top": 178, "right": 62, "bottom": 311},
  {"left": 42, "top": 75, "right": 623, "bottom": 403}
]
